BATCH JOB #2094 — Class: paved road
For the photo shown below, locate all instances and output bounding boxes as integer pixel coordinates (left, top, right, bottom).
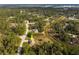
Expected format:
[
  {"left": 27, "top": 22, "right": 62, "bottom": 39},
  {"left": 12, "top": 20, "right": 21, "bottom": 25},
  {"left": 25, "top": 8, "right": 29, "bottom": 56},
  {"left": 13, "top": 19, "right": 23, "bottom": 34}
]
[
  {"left": 17, "top": 17, "right": 51, "bottom": 55},
  {"left": 17, "top": 21, "right": 29, "bottom": 55}
]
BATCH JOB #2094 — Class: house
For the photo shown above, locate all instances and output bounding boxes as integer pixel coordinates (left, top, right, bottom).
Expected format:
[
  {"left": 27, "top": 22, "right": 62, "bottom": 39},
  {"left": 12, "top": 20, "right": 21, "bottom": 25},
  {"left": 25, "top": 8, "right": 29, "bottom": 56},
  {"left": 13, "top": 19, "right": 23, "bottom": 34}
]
[
  {"left": 29, "top": 29, "right": 39, "bottom": 33},
  {"left": 68, "top": 15, "right": 79, "bottom": 20},
  {"left": 20, "top": 10, "right": 25, "bottom": 14},
  {"left": 28, "top": 21, "right": 39, "bottom": 33},
  {"left": 8, "top": 16, "right": 15, "bottom": 19}
]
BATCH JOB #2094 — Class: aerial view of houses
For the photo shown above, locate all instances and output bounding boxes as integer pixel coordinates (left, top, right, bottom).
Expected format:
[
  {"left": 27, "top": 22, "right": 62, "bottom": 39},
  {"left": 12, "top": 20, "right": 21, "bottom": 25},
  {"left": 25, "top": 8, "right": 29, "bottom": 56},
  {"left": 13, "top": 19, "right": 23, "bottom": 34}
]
[{"left": 0, "top": 4, "right": 79, "bottom": 55}]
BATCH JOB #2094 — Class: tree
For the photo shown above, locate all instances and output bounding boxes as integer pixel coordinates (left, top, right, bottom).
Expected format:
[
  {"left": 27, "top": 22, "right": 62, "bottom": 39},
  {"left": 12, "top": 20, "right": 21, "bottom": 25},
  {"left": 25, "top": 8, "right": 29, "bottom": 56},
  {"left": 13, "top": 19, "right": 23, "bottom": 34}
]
[
  {"left": 0, "top": 32, "right": 21, "bottom": 54},
  {"left": 27, "top": 32, "right": 32, "bottom": 38},
  {"left": 14, "top": 23, "right": 26, "bottom": 35}
]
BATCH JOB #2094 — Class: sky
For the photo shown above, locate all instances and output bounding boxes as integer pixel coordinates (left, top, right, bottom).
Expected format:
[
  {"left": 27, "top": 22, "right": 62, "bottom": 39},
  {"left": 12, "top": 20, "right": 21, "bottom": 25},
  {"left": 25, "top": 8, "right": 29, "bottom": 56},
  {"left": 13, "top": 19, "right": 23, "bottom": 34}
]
[{"left": 0, "top": 4, "right": 79, "bottom": 8}]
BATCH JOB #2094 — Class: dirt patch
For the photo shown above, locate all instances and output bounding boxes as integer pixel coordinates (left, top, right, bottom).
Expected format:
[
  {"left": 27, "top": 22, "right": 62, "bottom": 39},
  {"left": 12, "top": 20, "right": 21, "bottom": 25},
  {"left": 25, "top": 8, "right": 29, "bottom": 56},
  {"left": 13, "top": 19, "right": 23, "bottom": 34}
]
[{"left": 33, "top": 33, "right": 52, "bottom": 45}]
